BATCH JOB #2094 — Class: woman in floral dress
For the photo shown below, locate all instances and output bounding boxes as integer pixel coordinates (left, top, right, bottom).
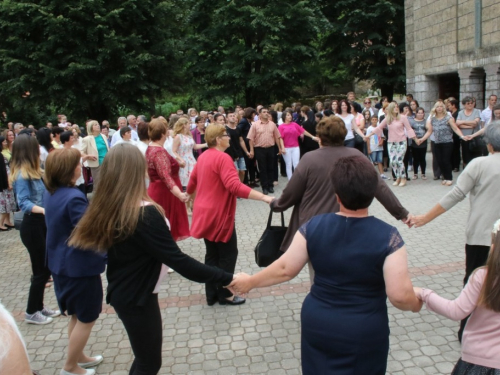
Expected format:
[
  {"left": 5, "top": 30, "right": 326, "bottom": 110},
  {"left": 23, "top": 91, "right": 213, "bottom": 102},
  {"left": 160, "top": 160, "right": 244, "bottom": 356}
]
[
  {"left": 172, "top": 117, "right": 206, "bottom": 189},
  {"left": 0, "top": 136, "right": 15, "bottom": 231}
]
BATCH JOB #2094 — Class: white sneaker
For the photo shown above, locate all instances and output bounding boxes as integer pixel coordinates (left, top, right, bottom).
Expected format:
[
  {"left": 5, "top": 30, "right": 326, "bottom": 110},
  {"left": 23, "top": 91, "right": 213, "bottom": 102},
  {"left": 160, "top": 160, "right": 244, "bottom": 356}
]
[
  {"left": 78, "top": 355, "right": 104, "bottom": 368},
  {"left": 167, "top": 268, "right": 175, "bottom": 274},
  {"left": 42, "top": 307, "right": 61, "bottom": 318},
  {"left": 60, "top": 369, "right": 95, "bottom": 375},
  {"left": 380, "top": 174, "right": 388, "bottom": 180},
  {"left": 25, "top": 311, "right": 53, "bottom": 325}
]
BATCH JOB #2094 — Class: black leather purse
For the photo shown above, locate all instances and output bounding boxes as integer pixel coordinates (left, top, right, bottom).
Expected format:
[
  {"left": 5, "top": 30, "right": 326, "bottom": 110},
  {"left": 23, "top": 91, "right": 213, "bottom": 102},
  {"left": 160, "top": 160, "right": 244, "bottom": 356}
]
[{"left": 254, "top": 210, "right": 287, "bottom": 267}]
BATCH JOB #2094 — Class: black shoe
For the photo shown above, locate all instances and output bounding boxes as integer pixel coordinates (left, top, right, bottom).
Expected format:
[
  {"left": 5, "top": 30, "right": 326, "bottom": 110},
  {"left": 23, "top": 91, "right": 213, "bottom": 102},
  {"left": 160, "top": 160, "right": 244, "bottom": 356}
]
[
  {"left": 262, "top": 189, "right": 269, "bottom": 195},
  {"left": 207, "top": 299, "right": 217, "bottom": 306},
  {"left": 268, "top": 187, "right": 274, "bottom": 193},
  {"left": 219, "top": 296, "right": 246, "bottom": 305},
  {"left": 250, "top": 181, "right": 260, "bottom": 188},
  {"left": 4, "top": 224, "right": 14, "bottom": 229}
]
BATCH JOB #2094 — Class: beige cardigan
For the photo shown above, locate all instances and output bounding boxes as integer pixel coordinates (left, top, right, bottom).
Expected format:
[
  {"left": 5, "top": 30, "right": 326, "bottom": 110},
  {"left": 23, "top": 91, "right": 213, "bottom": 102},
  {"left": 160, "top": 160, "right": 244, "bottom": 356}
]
[
  {"left": 440, "top": 152, "right": 500, "bottom": 246},
  {"left": 80, "top": 134, "right": 109, "bottom": 168}
]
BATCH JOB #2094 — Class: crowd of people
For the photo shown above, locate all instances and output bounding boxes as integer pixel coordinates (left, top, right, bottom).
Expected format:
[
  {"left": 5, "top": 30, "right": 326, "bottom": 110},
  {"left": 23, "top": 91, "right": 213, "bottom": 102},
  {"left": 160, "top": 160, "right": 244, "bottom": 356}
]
[{"left": 0, "top": 91, "right": 499, "bottom": 375}]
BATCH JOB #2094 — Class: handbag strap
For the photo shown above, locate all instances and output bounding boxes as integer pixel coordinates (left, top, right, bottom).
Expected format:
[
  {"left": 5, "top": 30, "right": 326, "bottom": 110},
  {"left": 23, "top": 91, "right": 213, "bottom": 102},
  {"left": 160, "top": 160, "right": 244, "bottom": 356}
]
[{"left": 267, "top": 209, "right": 285, "bottom": 228}]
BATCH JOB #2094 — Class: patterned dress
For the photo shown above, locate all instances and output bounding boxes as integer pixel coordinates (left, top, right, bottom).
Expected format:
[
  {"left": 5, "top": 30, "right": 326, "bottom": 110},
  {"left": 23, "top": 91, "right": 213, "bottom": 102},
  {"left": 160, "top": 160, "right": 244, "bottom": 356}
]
[
  {"left": 177, "top": 134, "right": 197, "bottom": 187},
  {"left": 0, "top": 157, "right": 16, "bottom": 214},
  {"left": 146, "top": 146, "right": 189, "bottom": 241}
]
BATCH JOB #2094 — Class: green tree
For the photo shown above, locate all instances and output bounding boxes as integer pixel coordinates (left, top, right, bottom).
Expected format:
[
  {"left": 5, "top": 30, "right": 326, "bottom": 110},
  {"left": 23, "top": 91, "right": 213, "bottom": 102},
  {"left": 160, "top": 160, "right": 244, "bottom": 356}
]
[
  {"left": 187, "top": 0, "right": 327, "bottom": 107},
  {"left": 0, "top": 0, "right": 183, "bottom": 123},
  {"left": 320, "top": 0, "right": 406, "bottom": 100}
]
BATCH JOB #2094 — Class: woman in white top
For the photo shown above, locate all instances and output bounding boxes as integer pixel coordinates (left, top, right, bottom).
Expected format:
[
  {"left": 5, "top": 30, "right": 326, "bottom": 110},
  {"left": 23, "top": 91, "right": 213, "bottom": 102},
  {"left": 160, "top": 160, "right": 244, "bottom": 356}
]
[{"left": 335, "top": 100, "right": 355, "bottom": 148}]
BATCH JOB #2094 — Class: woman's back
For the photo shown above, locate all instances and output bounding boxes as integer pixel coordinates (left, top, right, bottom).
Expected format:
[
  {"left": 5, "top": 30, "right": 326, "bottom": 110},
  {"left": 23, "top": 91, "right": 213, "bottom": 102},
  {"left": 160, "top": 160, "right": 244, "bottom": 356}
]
[{"left": 305, "top": 214, "right": 400, "bottom": 316}]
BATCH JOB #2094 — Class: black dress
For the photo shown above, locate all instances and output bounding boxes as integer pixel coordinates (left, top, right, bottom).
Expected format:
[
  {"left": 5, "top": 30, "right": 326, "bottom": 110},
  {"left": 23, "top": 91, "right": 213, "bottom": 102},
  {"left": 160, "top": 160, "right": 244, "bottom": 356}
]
[{"left": 299, "top": 213, "right": 404, "bottom": 375}]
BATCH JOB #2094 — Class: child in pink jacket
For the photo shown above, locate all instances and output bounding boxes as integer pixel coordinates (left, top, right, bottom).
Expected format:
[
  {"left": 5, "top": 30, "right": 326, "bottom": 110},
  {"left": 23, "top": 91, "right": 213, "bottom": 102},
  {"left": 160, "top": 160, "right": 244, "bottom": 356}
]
[{"left": 414, "top": 219, "right": 500, "bottom": 374}]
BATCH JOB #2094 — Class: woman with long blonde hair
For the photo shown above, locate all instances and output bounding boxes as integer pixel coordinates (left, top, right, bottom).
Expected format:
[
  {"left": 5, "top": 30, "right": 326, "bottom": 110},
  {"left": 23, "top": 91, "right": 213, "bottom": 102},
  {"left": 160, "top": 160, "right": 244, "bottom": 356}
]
[
  {"left": 11, "top": 135, "right": 60, "bottom": 325},
  {"left": 426, "top": 101, "right": 467, "bottom": 186},
  {"left": 368, "top": 102, "right": 418, "bottom": 187},
  {"left": 69, "top": 144, "right": 235, "bottom": 375}
]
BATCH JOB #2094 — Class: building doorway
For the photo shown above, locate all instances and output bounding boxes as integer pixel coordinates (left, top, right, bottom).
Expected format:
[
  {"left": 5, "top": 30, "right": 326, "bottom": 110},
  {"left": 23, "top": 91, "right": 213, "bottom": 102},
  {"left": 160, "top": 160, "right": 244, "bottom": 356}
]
[{"left": 438, "top": 73, "right": 460, "bottom": 101}]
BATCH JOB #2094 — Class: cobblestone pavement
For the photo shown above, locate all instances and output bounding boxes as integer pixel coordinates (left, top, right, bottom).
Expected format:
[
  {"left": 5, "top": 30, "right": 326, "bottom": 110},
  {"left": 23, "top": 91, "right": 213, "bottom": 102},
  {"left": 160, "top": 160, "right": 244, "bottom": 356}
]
[{"left": 0, "top": 155, "right": 472, "bottom": 374}]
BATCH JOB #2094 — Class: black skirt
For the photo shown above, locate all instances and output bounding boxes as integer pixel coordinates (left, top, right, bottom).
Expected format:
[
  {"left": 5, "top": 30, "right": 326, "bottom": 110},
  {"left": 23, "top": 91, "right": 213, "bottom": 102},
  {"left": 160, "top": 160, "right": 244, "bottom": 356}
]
[
  {"left": 452, "top": 359, "right": 500, "bottom": 375},
  {"left": 52, "top": 274, "right": 103, "bottom": 323}
]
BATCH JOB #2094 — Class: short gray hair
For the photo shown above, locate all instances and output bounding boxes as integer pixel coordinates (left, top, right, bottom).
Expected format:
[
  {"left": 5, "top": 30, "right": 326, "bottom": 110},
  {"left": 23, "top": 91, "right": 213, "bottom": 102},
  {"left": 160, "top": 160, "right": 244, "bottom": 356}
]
[
  {"left": 137, "top": 115, "right": 147, "bottom": 122},
  {"left": 14, "top": 123, "right": 24, "bottom": 130},
  {"left": 485, "top": 121, "right": 500, "bottom": 151}
]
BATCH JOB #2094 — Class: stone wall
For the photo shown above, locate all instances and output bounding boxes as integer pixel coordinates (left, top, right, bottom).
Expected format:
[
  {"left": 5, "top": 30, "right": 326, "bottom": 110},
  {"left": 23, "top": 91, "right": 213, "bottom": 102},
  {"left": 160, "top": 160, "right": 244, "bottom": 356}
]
[{"left": 405, "top": 0, "right": 500, "bottom": 111}]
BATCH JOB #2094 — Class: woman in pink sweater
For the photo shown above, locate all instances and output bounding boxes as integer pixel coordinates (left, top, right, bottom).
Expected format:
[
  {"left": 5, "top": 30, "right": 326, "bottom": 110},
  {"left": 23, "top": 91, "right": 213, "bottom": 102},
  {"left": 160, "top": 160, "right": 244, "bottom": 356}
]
[
  {"left": 414, "top": 219, "right": 500, "bottom": 374},
  {"left": 367, "top": 103, "right": 417, "bottom": 187}
]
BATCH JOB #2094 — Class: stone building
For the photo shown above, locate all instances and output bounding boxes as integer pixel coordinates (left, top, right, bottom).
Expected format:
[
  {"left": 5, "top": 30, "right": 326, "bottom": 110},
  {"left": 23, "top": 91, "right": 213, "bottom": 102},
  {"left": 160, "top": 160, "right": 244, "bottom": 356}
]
[{"left": 405, "top": 0, "right": 500, "bottom": 111}]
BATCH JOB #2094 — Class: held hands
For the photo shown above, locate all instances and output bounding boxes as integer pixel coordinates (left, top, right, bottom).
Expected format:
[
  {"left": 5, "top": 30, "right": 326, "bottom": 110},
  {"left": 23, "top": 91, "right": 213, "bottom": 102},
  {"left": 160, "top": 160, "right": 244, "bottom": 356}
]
[
  {"left": 248, "top": 152, "right": 254, "bottom": 159},
  {"left": 402, "top": 214, "right": 414, "bottom": 228},
  {"left": 178, "top": 192, "right": 190, "bottom": 203},
  {"left": 461, "top": 135, "right": 472, "bottom": 141},
  {"left": 227, "top": 272, "right": 253, "bottom": 295},
  {"left": 280, "top": 149, "right": 286, "bottom": 155},
  {"left": 262, "top": 195, "right": 275, "bottom": 205},
  {"left": 410, "top": 215, "right": 429, "bottom": 228}
]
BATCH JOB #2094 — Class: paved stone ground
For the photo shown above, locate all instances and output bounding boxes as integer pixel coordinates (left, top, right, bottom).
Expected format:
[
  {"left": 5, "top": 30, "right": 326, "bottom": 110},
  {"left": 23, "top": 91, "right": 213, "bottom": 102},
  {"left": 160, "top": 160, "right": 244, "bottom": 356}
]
[{"left": 0, "top": 154, "right": 472, "bottom": 374}]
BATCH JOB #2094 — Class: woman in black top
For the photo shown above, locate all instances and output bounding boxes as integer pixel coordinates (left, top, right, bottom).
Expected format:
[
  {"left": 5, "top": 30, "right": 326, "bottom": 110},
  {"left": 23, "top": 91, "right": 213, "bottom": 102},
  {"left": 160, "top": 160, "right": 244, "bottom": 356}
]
[{"left": 69, "top": 144, "right": 234, "bottom": 375}]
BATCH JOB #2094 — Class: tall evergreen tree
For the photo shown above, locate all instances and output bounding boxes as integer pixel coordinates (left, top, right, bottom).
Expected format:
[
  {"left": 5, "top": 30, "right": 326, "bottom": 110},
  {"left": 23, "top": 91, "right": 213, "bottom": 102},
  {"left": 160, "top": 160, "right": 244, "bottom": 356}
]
[
  {"left": 0, "top": 0, "right": 183, "bottom": 122},
  {"left": 320, "top": 0, "right": 406, "bottom": 100},
  {"left": 187, "top": 0, "right": 326, "bottom": 107}
]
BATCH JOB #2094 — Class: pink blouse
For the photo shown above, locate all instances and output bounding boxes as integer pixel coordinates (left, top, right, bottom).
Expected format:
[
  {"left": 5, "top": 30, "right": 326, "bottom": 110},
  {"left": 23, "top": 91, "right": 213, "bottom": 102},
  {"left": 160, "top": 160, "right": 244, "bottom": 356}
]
[
  {"left": 372, "top": 115, "right": 416, "bottom": 142},
  {"left": 419, "top": 268, "right": 500, "bottom": 369}
]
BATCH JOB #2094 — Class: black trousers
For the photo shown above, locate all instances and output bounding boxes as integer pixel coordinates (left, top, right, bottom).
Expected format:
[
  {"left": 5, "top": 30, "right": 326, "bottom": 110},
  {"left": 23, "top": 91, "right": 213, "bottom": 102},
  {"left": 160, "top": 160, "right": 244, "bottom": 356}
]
[
  {"left": 411, "top": 146, "right": 427, "bottom": 175},
  {"left": 243, "top": 152, "right": 256, "bottom": 183},
  {"left": 458, "top": 244, "right": 490, "bottom": 342},
  {"left": 461, "top": 140, "right": 481, "bottom": 166},
  {"left": 203, "top": 229, "right": 238, "bottom": 303},
  {"left": 254, "top": 146, "right": 275, "bottom": 190},
  {"left": 20, "top": 213, "right": 51, "bottom": 314},
  {"left": 452, "top": 133, "right": 462, "bottom": 170},
  {"left": 115, "top": 294, "right": 162, "bottom": 375},
  {"left": 434, "top": 142, "right": 454, "bottom": 180},
  {"left": 430, "top": 141, "right": 441, "bottom": 178}
]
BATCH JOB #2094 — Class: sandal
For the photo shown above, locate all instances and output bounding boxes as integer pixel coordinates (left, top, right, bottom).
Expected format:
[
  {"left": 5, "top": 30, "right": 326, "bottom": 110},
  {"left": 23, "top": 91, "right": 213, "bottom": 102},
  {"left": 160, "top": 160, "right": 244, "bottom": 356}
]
[
  {"left": 412, "top": 175, "right": 418, "bottom": 180},
  {"left": 421, "top": 175, "right": 427, "bottom": 180}
]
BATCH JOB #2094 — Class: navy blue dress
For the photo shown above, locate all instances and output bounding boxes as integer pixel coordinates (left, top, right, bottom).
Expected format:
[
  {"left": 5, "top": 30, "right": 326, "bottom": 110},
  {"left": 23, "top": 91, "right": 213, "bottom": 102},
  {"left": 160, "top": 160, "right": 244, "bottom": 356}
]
[{"left": 299, "top": 214, "right": 404, "bottom": 375}]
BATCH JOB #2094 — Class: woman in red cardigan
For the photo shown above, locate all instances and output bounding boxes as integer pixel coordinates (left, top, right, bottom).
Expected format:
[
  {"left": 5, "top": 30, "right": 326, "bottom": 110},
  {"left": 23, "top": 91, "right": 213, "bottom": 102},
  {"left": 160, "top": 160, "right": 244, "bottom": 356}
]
[{"left": 187, "top": 124, "right": 273, "bottom": 306}]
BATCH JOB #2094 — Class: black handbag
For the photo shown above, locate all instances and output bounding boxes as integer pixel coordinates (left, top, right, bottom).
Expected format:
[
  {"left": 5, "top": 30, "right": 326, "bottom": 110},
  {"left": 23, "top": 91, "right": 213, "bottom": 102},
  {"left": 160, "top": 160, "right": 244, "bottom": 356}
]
[
  {"left": 469, "top": 125, "right": 486, "bottom": 153},
  {"left": 254, "top": 210, "right": 287, "bottom": 267}
]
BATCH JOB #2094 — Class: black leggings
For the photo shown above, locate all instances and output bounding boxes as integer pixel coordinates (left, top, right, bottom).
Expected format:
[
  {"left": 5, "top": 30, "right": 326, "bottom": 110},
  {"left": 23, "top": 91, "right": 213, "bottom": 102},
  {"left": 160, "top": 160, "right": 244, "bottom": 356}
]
[
  {"left": 411, "top": 146, "right": 427, "bottom": 175},
  {"left": 115, "top": 294, "right": 163, "bottom": 375},
  {"left": 204, "top": 229, "right": 238, "bottom": 303},
  {"left": 20, "top": 213, "right": 51, "bottom": 314}
]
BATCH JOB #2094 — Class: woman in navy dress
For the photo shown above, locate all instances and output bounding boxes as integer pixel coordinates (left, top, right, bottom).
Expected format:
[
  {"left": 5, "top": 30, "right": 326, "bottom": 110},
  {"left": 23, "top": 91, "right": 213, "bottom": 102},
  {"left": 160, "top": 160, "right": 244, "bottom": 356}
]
[
  {"left": 229, "top": 156, "right": 422, "bottom": 374},
  {"left": 44, "top": 148, "right": 106, "bottom": 375}
]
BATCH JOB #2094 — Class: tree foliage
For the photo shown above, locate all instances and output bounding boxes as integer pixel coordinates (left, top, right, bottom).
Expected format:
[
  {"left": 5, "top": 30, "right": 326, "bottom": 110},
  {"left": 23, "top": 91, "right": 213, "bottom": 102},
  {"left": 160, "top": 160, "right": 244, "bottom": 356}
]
[
  {"left": 0, "top": 0, "right": 183, "bottom": 122},
  {"left": 187, "top": 0, "right": 327, "bottom": 107},
  {"left": 320, "top": 0, "right": 406, "bottom": 99}
]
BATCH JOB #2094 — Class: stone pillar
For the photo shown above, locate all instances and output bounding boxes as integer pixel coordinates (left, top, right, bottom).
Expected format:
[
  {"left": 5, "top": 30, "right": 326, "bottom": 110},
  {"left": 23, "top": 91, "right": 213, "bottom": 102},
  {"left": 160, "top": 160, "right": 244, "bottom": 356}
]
[
  {"left": 458, "top": 68, "right": 486, "bottom": 109},
  {"left": 412, "top": 75, "right": 439, "bottom": 112},
  {"left": 484, "top": 64, "right": 500, "bottom": 101}
]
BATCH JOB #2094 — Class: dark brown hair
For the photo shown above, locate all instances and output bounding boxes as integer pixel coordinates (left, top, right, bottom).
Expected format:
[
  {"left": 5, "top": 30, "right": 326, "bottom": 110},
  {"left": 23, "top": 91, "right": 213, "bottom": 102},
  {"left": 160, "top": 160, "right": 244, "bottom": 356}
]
[
  {"left": 137, "top": 121, "right": 149, "bottom": 141},
  {"left": 243, "top": 107, "right": 256, "bottom": 120},
  {"left": 44, "top": 148, "right": 81, "bottom": 194},
  {"left": 316, "top": 116, "right": 347, "bottom": 146},
  {"left": 330, "top": 156, "right": 378, "bottom": 210},
  {"left": 336, "top": 99, "right": 352, "bottom": 115}
]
